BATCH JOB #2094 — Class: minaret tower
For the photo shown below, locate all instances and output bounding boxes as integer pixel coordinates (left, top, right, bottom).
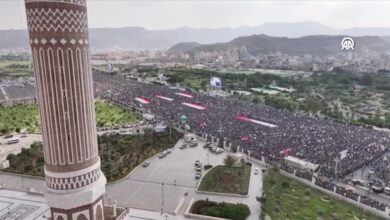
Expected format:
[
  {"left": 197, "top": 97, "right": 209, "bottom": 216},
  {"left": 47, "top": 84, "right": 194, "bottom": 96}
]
[{"left": 25, "top": 0, "right": 106, "bottom": 219}]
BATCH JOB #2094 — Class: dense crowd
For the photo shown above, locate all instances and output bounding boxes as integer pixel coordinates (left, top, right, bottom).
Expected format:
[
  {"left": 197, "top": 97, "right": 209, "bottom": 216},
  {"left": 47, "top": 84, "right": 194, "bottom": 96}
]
[
  {"left": 368, "top": 154, "right": 390, "bottom": 185},
  {"left": 93, "top": 72, "right": 390, "bottom": 179}
]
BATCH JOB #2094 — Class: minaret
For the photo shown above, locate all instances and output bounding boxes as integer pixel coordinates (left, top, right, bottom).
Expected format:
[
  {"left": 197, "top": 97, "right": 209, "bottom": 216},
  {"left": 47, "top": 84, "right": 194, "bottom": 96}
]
[{"left": 25, "top": 0, "right": 106, "bottom": 219}]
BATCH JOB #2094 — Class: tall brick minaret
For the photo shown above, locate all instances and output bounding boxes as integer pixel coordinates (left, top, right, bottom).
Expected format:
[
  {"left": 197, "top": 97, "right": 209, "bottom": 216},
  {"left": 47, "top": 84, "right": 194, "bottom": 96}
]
[{"left": 24, "top": 0, "right": 106, "bottom": 219}]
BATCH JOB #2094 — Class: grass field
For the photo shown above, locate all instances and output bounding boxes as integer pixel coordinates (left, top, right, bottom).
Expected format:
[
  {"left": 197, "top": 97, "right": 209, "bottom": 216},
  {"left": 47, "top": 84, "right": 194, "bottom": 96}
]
[
  {"left": 198, "top": 164, "right": 251, "bottom": 195},
  {"left": 0, "top": 100, "right": 140, "bottom": 134},
  {"left": 0, "top": 60, "right": 32, "bottom": 77},
  {"left": 0, "top": 103, "right": 39, "bottom": 134},
  {"left": 95, "top": 100, "right": 140, "bottom": 127},
  {"left": 261, "top": 168, "right": 385, "bottom": 220},
  {"left": 0, "top": 60, "right": 30, "bottom": 68},
  {"left": 6, "top": 128, "right": 183, "bottom": 182}
]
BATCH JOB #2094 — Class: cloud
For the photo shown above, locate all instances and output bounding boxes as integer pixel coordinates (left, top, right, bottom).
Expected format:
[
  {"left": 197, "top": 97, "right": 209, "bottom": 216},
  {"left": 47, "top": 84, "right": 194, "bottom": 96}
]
[{"left": 1, "top": 0, "right": 389, "bottom": 30}]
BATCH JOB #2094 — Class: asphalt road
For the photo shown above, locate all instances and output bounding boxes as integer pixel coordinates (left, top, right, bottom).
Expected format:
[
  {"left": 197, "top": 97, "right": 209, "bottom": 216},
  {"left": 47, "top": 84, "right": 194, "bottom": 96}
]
[
  {"left": 0, "top": 134, "right": 42, "bottom": 162},
  {"left": 106, "top": 138, "right": 228, "bottom": 214}
]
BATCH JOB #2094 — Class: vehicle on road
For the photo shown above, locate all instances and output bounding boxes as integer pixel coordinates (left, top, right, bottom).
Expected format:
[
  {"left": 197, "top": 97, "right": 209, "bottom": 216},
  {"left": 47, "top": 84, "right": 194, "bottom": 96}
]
[
  {"left": 254, "top": 168, "right": 259, "bottom": 175},
  {"left": 372, "top": 185, "right": 384, "bottom": 194},
  {"left": 384, "top": 187, "right": 390, "bottom": 195},
  {"left": 179, "top": 144, "right": 186, "bottom": 149},
  {"left": 143, "top": 162, "right": 150, "bottom": 167},
  {"left": 351, "top": 178, "right": 365, "bottom": 186},
  {"left": 167, "top": 149, "right": 172, "bottom": 153},
  {"left": 195, "top": 173, "right": 201, "bottom": 179},
  {"left": 7, "top": 138, "right": 19, "bottom": 145}
]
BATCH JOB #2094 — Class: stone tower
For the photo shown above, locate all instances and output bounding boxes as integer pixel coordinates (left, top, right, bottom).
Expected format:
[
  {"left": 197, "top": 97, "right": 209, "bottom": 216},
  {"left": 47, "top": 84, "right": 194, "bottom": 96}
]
[{"left": 24, "top": 0, "right": 106, "bottom": 219}]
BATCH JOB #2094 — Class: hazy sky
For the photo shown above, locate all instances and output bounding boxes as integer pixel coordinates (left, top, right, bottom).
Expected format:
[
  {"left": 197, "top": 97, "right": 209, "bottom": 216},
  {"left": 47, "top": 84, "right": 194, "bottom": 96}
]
[{"left": 1, "top": 0, "right": 390, "bottom": 30}]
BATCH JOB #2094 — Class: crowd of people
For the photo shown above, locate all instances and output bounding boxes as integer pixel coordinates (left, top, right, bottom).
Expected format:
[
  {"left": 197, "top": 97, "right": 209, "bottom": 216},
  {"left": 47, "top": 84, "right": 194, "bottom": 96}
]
[
  {"left": 92, "top": 71, "right": 390, "bottom": 213},
  {"left": 366, "top": 154, "right": 390, "bottom": 185},
  {"left": 93, "top": 72, "right": 390, "bottom": 181}
]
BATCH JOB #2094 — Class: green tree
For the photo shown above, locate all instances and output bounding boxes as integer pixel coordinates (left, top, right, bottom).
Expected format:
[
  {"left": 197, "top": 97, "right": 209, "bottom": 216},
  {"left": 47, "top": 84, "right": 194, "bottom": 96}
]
[
  {"left": 224, "top": 155, "right": 236, "bottom": 173},
  {"left": 240, "top": 158, "right": 246, "bottom": 171}
]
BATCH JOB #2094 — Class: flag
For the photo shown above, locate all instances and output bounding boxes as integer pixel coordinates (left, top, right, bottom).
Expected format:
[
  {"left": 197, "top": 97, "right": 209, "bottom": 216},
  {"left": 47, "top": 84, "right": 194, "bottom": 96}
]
[
  {"left": 280, "top": 148, "right": 290, "bottom": 157},
  {"left": 240, "top": 135, "right": 249, "bottom": 141}
]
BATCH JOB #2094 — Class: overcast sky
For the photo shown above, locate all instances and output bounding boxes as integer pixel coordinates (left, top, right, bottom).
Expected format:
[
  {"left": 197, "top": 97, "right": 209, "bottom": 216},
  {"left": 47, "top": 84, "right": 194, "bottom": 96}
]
[{"left": 1, "top": 0, "right": 390, "bottom": 30}]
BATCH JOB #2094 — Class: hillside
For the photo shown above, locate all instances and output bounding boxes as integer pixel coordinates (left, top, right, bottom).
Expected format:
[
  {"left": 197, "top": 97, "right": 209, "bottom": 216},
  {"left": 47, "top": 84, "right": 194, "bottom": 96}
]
[
  {"left": 166, "top": 42, "right": 201, "bottom": 53},
  {"left": 184, "top": 35, "right": 390, "bottom": 56},
  {"left": 1, "top": 21, "right": 390, "bottom": 50}
]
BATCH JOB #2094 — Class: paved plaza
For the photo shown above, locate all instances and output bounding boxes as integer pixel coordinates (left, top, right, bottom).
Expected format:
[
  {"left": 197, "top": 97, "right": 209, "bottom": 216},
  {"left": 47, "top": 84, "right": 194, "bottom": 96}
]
[
  {"left": 0, "top": 189, "right": 50, "bottom": 220},
  {"left": 0, "top": 136, "right": 264, "bottom": 219},
  {"left": 106, "top": 138, "right": 228, "bottom": 214},
  {"left": 106, "top": 137, "right": 264, "bottom": 220}
]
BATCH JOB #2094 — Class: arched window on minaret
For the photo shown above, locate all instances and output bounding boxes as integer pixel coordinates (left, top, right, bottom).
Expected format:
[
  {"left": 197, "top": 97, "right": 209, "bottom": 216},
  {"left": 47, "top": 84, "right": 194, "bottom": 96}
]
[{"left": 95, "top": 205, "right": 103, "bottom": 220}]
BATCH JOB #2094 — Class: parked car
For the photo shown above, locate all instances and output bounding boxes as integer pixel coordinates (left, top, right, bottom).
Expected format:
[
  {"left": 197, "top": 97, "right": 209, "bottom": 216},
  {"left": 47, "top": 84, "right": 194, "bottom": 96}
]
[
  {"left": 179, "top": 144, "right": 186, "bottom": 149},
  {"left": 195, "top": 173, "right": 202, "bottom": 179},
  {"left": 372, "top": 185, "right": 384, "bottom": 194},
  {"left": 167, "top": 149, "right": 172, "bottom": 153},
  {"left": 254, "top": 168, "right": 259, "bottom": 175},
  {"left": 351, "top": 178, "right": 365, "bottom": 186},
  {"left": 204, "top": 164, "right": 212, "bottom": 170},
  {"left": 7, "top": 138, "right": 19, "bottom": 145},
  {"left": 143, "top": 162, "right": 150, "bottom": 168},
  {"left": 384, "top": 187, "right": 390, "bottom": 195},
  {"left": 159, "top": 154, "right": 166, "bottom": 159}
]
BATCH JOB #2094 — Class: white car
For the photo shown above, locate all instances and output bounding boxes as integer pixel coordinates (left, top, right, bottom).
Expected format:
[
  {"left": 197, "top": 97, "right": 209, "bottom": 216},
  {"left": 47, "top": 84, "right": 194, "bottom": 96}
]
[{"left": 254, "top": 168, "right": 259, "bottom": 175}]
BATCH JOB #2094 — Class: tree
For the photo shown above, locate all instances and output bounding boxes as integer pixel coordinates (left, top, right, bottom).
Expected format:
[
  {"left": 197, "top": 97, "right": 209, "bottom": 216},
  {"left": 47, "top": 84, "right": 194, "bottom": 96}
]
[
  {"left": 240, "top": 158, "right": 246, "bottom": 170},
  {"left": 359, "top": 75, "right": 373, "bottom": 86},
  {"left": 224, "top": 155, "right": 236, "bottom": 173}
]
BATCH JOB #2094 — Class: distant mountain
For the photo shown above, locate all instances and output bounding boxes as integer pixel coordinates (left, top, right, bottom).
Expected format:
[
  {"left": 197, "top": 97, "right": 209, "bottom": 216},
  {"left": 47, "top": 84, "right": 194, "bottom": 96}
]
[
  {"left": 1, "top": 21, "right": 390, "bottom": 50},
  {"left": 166, "top": 42, "right": 201, "bottom": 53},
  {"left": 0, "top": 29, "right": 28, "bottom": 49},
  {"left": 181, "top": 35, "right": 390, "bottom": 56},
  {"left": 381, "top": 36, "right": 390, "bottom": 44}
]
